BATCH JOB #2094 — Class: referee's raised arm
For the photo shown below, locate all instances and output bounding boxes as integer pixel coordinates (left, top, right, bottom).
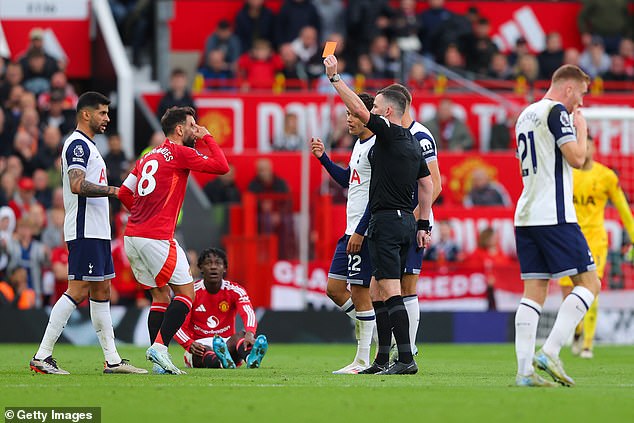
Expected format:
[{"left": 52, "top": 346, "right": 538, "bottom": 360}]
[{"left": 324, "top": 55, "right": 370, "bottom": 124}]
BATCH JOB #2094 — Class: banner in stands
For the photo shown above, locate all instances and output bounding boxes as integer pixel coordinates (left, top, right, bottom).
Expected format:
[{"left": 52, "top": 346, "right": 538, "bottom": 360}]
[{"left": 0, "top": 0, "right": 91, "bottom": 78}]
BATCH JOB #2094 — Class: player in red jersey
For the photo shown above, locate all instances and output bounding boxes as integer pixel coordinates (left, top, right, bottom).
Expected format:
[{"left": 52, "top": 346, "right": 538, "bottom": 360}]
[
  {"left": 174, "top": 248, "right": 268, "bottom": 369},
  {"left": 118, "top": 107, "right": 229, "bottom": 374}
]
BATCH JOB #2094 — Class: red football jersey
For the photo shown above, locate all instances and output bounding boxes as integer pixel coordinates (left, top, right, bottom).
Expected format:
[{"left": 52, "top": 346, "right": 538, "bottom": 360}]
[
  {"left": 122, "top": 135, "right": 228, "bottom": 240},
  {"left": 175, "top": 279, "right": 257, "bottom": 350}
]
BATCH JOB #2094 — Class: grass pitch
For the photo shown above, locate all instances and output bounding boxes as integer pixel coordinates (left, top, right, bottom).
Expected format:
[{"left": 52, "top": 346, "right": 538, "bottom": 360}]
[{"left": 1, "top": 343, "right": 633, "bottom": 423}]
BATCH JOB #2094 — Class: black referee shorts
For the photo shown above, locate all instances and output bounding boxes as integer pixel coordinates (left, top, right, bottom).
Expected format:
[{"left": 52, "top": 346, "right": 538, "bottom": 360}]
[{"left": 367, "top": 210, "right": 415, "bottom": 281}]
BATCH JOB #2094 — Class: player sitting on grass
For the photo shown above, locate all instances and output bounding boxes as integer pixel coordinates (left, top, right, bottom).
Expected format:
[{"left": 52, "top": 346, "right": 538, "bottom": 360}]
[{"left": 173, "top": 248, "right": 268, "bottom": 370}]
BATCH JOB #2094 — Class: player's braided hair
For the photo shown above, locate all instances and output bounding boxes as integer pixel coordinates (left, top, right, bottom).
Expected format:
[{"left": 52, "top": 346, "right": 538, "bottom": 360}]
[{"left": 198, "top": 247, "right": 228, "bottom": 269}]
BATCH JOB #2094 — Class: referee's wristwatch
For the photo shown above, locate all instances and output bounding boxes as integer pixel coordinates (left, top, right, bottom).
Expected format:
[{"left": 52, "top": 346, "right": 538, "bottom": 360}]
[{"left": 329, "top": 73, "right": 341, "bottom": 83}]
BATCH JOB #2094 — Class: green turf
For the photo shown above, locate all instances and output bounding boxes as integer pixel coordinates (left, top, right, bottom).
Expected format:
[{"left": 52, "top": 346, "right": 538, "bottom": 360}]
[{"left": 1, "top": 343, "right": 633, "bottom": 423}]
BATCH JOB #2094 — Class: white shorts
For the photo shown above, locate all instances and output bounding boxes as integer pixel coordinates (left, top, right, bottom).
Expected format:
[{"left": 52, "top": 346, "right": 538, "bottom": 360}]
[{"left": 124, "top": 236, "right": 192, "bottom": 288}]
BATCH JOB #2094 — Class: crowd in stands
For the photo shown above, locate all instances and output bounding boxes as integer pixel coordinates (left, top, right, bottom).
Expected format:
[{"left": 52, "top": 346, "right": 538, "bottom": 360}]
[{"left": 192, "top": 0, "right": 634, "bottom": 94}]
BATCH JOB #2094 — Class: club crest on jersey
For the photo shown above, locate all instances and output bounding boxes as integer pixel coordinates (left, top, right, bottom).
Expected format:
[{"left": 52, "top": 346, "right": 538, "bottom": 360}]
[
  {"left": 73, "top": 145, "right": 84, "bottom": 157},
  {"left": 207, "top": 315, "right": 220, "bottom": 328},
  {"left": 560, "top": 111, "right": 573, "bottom": 133},
  {"left": 218, "top": 301, "right": 230, "bottom": 312}
]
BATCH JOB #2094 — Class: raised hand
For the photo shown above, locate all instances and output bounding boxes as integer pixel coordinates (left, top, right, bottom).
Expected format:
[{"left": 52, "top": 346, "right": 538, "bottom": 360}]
[
  {"left": 310, "top": 137, "right": 325, "bottom": 159},
  {"left": 323, "top": 54, "right": 338, "bottom": 79}
]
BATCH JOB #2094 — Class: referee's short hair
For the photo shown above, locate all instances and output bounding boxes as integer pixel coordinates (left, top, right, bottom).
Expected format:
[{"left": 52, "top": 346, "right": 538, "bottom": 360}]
[
  {"left": 76, "top": 91, "right": 110, "bottom": 115},
  {"left": 383, "top": 83, "right": 412, "bottom": 106},
  {"left": 161, "top": 106, "right": 196, "bottom": 136},
  {"left": 358, "top": 92, "right": 375, "bottom": 112},
  {"left": 377, "top": 88, "right": 407, "bottom": 118}
]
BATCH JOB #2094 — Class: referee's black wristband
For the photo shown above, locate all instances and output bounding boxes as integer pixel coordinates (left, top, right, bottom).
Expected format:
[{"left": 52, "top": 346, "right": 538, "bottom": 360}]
[{"left": 417, "top": 219, "right": 430, "bottom": 231}]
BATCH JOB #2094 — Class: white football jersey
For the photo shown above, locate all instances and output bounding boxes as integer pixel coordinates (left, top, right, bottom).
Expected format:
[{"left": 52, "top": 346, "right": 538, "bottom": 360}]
[
  {"left": 410, "top": 120, "right": 437, "bottom": 226},
  {"left": 61, "top": 130, "right": 112, "bottom": 241},
  {"left": 514, "top": 99, "right": 578, "bottom": 226},
  {"left": 345, "top": 135, "right": 375, "bottom": 235}
]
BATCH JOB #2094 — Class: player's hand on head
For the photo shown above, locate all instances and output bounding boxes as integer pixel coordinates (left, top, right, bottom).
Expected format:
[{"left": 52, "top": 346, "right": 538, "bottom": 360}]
[
  {"left": 244, "top": 332, "right": 256, "bottom": 349},
  {"left": 310, "top": 137, "right": 325, "bottom": 158},
  {"left": 189, "top": 341, "right": 206, "bottom": 357},
  {"left": 193, "top": 124, "right": 211, "bottom": 139},
  {"left": 573, "top": 109, "right": 587, "bottom": 139}
]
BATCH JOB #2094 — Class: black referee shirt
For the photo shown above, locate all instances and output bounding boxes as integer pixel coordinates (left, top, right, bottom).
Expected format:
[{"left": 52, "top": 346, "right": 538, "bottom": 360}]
[{"left": 366, "top": 113, "right": 431, "bottom": 213}]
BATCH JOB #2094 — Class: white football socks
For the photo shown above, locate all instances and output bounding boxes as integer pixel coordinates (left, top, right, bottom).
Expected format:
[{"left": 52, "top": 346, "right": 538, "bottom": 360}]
[
  {"left": 355, "top": 310, "right": 375, "bottom": 365},
  {"left": 542, "top": 286, "right": 595, "bottom": 358},
  {"left": 35, "top": 294, "right": 77, "bottom": 360},
  {"left": 340, "top": 297, "right": 356, "bottom": 320},
  {"left": 90, "top": 299, "right": 122, "bottom": 365},
  {"left": 403, "top": 295, "right": 420, "bottom": 352},
  {"left": 515, "top": 298, "right": 542, "bottom": 376}
]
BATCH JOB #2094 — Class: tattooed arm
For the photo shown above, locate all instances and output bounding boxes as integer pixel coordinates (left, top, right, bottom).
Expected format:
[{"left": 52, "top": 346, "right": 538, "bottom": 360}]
[{"left": 68, "top": 169, "right": 119, "bottom": 198}]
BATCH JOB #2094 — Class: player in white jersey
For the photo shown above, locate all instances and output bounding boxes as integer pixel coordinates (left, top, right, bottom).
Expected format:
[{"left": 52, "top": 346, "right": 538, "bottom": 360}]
[
  {"left": 310, "top": 93, "right": 376, "bottom": 374},
  {"left": 30, "top": 92, "right": 146, "bottom": 375},
  {"left": 384, "top": 83, "right": 442, "bottom": 358},
  {"left": 513, "top": 65, "right": 600, "bottom": 387}
]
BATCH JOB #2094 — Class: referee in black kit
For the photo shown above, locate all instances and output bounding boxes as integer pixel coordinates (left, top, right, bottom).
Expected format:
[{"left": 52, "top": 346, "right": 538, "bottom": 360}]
[{"left": 324, "top": 54, "right": 433, "bottom": 375}]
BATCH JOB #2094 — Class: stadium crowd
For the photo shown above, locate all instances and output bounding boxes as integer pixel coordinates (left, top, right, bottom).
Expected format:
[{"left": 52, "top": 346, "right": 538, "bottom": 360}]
[{"left": 1, "top": 0, "right": 633, "bottom": 310}]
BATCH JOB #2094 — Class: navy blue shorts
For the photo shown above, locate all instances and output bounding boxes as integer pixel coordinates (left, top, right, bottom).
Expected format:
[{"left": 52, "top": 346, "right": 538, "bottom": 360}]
[
  {"left": 67, "top": 238, "right": 115, "bottom": 282},
  {"left": 404, "top": 232, "right": 424, "bottom": 275},
  {"left": 328, "top": 234, "right": 372, "bottom": 287},
  {"left": 368, "top": 210, "right": 415, "bottom": 280},
  {"left": 515, "top": 224, "right": 596, "bottom": 280}
]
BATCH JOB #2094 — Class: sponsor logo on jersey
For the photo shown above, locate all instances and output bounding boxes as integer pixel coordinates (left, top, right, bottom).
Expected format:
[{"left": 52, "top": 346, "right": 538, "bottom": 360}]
[
  {"left": 207, "top": 315, "right": 220, "bottom": 328},
  {"left": 218, "top": 300, "right": 230, "bottom": 312}
]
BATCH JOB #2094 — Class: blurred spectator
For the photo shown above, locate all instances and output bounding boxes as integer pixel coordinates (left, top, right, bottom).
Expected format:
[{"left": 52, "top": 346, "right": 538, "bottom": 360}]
[
  {"left": 618, "top": 38, "right": 634, "bottom": 77},
  {"left": 234, "top": 0, "right": 276, "bottom": 54},
  {"left": 17, "top": 28, "right": 60, "bottom": 76},
  {"left": 32, "top": 169, "right": 52, "bottom": 209},
  {"left": 237, "top": 39, "right": 283, "bottom": 91},
  {"left": 407, "top": 61, "right": 433, "bottom": 91},
  {"left": 203, "top": 164, "right": 241, "bottom": 204},
  {"left": 563, "top": 47, "right": 581, "bottom": 67},
  {"left": 424, "top": 98, "right": 474, "bottom": 151},
  {"left": 204, "top": 19, "right": 242, "bottom": 71},
  {"left": 391, "top": 0, "right": 421, "bottom": 51},
  {"left": 0, "top": 108, "right": 13, "bottom": 157},
  {"left": 314, "top": 0, "right": 345, "bottom": 44},
  {"left": 514, "top": 54, "right": 540, "bottom": 83},
  {"left": 0, "top": 266, "right": 36, "bottom": 309},
  {"left": 0, "top": 170, "right": 18, "bottom": 207},
  {"left": 272, "top": 112, "right": 303, "bottom": 151},
  {"left": 356, "top": 53, "right": 377, "bottom": 80},
  {"left": 4, "top": 85, "right": 25, "bottom": 130},
  {"left": 463, "top": 17, "right": 498, "bottom": 76},
  {"left": 487, "top": 52, "right": 513, "bottom": 80},
  {"left": 463, "top": 227, "right": 512, "bottom": 310},
  {"left": 7, "top": 214, "right": 49, "bottom": 307},
  {"left": 442, "top": 43, "right": 470, "bottom": 78},
  {"left": 291, "top": 26, "right": 319, "bottom": 64},
  {"left": 489, "top": 109, "right": 518, "bottom": 151},
  {"left": 41, "top": 206, "right": 64, "bottom": 250},
  {"left": 0, "top": 62, "right": 23, "bottom": 105},
  {"left": 187, "top": 249, "right": 201, "bottom": 281},
  {"left": 346, "top": 0, "right": 392, "bottom": 58},
  {"left": 247, "top": 158, "right": 294, "bottom": 259},
  {"left": 139, "top": 130, "right": 165, "bottom": 158},
  {"left": 316, "top": 57, "right": 353, "bottom": 93},
  {"left": 156, "top": 68, "right": 196, "bottom": 120},
  {"left": 40, "top": 89, "right": 75, "bottom": 135},
  {"left": 34, "top": 125, "right": 62, "bottom": 171},
  {"left": 9, "top": 177, "right": 41, "bottom": 221},
  {"left": 279, "top": 43, "right": 308, "bottom": 84},
  {"left": 326, "top": 110, "right": 354, "bottom": 151},
  {"left": 276, "top": 0, "right": 321, "bottom": 45},
  {"left": 579, "top": 36, "right": 611, "bottom": 78},
  {"left": 603, "top": 55, "right": 630, "bottom": 81},
  {"left": 37, "top": 71, "right": 78, "bottom": 111},
  {"left": 197, "top": 49, "right": 233, "bottom": 86},
  {"left": 538, "top": 32, "right": 564, "bottom": 80},
  {"left": 578, "top": 0, "right": 631, "bottom": 54},
  {"left": 423, "top": 220, "right": 461, "bottom": 262},
  {"left": 48, "top": 238, "right": 68, "bottom": 305},
  {"left": 13, "top": 130, "right": 38, "bottom": 176},
  {"left": 104, "top": 133, "right": 129, "bottom": 188},
  {"left": 507, "top": 37, "right": 530, "bottom": 68},
  {"left": 22, "top": 51, "right": 52, "bottom": 96},
  {"left": 368, "top": 35, "right": 391, "bottom": 78},
  {"left": 0, "top": 206, "right": 15, "bottom": 277},
  {"left": 463, "top": 168, "right": 511, "bottom": 207},
  {"left": 418, "top": 0, "right": 471, "bottom": 63}
]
